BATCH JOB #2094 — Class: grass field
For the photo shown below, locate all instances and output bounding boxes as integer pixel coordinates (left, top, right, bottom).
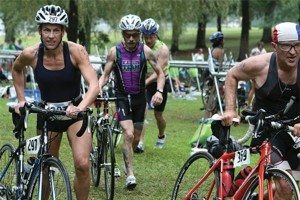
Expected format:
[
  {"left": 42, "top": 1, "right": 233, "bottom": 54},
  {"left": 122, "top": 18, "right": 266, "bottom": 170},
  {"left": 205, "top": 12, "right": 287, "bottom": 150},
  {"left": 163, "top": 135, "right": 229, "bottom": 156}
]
[
  {"left": 0, "top": 95, "right": 249, "bottom": 199},
  {"left": 0, "top": 24, "right": 257, "bottom": 199},
  {"left": 0, "top": 26, "right": 270, "bottom": 60}
]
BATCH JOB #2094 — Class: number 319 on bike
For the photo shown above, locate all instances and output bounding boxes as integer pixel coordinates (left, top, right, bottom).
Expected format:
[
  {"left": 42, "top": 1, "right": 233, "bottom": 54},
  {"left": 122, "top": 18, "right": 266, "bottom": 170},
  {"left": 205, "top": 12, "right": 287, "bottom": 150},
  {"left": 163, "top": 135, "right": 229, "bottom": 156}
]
[{"left": 234, "top": 149, "right": 250, "bottom": 167}]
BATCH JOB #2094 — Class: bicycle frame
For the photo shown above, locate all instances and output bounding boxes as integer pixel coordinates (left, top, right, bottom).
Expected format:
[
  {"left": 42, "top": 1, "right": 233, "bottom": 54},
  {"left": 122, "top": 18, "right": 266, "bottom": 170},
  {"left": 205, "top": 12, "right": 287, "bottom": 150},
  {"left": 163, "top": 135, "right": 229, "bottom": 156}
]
[{"left": 185, "top": 140, "right": 273, "bottom": 200}]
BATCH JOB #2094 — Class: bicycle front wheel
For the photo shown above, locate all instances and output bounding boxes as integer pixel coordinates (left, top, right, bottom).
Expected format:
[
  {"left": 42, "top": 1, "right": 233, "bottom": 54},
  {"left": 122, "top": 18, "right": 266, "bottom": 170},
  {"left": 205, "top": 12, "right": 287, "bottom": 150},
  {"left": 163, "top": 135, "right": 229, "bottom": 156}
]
[
  {"left": 90, "top": 116, "right": 102, "bottom": 187},
  {"left": 110, "top": 112, "right": 122, "bottom": 148},
  {"left": 103, "top": 125, "right": 115, "bottom": 200},
  {"left": 171, "top": 150, "right": 217, "bottom": 200},
  {"left": 242, "top": 168, "right": 300, "bottom": 200},
  {"left": 0, "top": 144, "right": 16, "bottom": 199},
  {"left": 26, "top": 156, "right": 72, "bottom": 200}
]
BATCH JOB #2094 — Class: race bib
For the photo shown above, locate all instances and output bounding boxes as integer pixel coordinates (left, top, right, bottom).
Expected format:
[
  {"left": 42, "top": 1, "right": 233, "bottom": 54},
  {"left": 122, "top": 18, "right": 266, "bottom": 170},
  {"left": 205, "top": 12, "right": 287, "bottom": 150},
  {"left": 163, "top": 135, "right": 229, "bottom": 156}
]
[
  {"left": 233, "top": 148, "right": 250, "bottom": 167},
  {"left": 26, "top": 135, "right": 41, "bottom": 155}
]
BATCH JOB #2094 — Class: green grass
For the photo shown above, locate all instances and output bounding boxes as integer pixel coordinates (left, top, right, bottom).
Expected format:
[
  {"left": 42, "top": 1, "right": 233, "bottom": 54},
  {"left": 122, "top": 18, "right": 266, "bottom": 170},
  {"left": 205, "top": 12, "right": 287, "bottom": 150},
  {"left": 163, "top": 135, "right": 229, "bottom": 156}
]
[
  {"left": 0, "top": 96, "right": 249, "bottom": 199},
  {"left": 1, "top": 26, "right": 269, "bottom": 60}
]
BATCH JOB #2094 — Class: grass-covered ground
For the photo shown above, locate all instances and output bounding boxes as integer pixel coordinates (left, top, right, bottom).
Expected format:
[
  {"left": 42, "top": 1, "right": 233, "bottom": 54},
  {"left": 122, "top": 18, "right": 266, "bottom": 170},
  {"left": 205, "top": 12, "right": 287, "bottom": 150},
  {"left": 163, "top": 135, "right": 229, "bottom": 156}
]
[{"left": 0, "top": 95, "right": 248, "bottom": 199}]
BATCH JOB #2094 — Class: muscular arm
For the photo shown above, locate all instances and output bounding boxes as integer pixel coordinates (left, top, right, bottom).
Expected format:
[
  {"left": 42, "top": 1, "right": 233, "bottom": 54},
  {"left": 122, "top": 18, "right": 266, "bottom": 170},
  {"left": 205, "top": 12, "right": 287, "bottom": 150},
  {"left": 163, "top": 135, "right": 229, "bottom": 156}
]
[
  {"left": 70, "top": 42, "right": 99, "bottom": 110},
  {"left": 12, "top": 46, "right": 38, "bottom": 103},
  {"left": 223, "top": 53, "right": 270, "bottom": 124},
  {"left": 98, "top": 47, "right": 116, "bottom": 95},
  {"left": 145, "top": 44, "right": 169, "bottom": 86},
  {"left": 144, "top": 45, "right": 165, "bottom": 91}
]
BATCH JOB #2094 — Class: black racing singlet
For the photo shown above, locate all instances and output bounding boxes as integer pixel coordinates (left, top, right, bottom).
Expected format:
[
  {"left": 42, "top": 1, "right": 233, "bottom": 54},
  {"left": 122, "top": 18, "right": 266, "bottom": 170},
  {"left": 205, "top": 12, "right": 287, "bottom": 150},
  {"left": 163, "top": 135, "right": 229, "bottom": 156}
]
[
  {"left": 253, "top": 53, "right": 300, "bottom": 119},
  {"left": 34, "top": 42, "right": 81, "bottom": 102}
]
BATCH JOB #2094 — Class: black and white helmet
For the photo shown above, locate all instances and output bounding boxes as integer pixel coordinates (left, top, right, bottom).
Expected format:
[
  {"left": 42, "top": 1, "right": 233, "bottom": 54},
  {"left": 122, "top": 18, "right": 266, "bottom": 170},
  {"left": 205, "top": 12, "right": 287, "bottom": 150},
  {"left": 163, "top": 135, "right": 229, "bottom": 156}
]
[
  {"left": 119, "top": 14, "right": 142, "bottom": 31},
  {"left": 35, "top": 5, "right": 68, "bottom": 27}
]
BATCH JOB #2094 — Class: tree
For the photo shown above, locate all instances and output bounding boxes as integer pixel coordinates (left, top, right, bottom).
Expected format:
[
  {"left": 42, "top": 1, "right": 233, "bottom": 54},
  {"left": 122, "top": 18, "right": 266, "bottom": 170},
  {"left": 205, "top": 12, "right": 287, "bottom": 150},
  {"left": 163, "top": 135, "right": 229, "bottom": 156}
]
[
  {"left": 237, "top": 0, "right": 250, "bottom": 61},
  {"left": 67, "top": 0, "right": 78, "bottom": 43}
]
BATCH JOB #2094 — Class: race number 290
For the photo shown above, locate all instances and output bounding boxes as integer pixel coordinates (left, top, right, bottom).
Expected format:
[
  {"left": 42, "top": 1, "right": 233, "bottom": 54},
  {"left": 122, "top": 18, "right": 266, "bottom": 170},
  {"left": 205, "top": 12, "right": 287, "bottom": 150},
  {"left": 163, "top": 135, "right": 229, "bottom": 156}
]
[
  {"left": 26, "top": 135, "right": 41, "bottom": 155},
  {"left": 234, "top": 149, "right": 250, "bottom": 167}
]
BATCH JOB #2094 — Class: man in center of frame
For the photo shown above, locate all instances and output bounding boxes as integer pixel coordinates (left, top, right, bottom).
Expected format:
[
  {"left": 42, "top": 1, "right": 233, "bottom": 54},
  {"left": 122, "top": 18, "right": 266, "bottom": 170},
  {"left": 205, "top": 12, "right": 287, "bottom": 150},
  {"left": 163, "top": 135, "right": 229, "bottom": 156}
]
[{"left": 98, "top": 14, "right": 165, "bottom": 189}]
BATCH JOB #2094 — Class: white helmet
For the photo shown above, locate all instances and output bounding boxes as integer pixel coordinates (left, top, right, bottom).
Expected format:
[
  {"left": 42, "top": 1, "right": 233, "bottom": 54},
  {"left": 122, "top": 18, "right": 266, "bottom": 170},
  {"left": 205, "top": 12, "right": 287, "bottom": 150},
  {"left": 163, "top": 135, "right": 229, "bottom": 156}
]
[
  {"left": 119, "top": 14, "right": 142, "bottom": 31},
  {"left": 35, "top": 5, "right": 68, "bottom": 27},
  {"left": 141, "top": 18, "right": 159, "bottom": 35}
]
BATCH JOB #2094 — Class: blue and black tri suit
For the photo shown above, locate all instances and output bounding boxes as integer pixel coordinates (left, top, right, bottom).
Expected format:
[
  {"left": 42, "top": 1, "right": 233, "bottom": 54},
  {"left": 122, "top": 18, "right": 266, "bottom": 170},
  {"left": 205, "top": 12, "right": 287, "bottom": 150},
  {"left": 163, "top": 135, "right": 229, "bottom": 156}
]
[
  {"left": 113, "top": 42, "right": 147, "bottom": 124},
  {"left": 34, "top": 42, "right": 82, "bottom": 132},
  {"left": 252, "top": 52, "right": 300, "bottom": 170}
]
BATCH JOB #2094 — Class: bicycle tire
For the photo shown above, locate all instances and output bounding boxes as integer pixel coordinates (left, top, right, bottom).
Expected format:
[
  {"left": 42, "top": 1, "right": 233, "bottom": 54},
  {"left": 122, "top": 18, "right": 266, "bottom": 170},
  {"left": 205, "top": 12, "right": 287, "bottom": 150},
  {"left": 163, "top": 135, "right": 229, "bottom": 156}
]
[
  {"left": 103, "top": 125, "right": 115, "bottom": 200},
  {"left": 0, "top": 144, "right": 16, "bottom": 200},
  {"left": 110, "top": 113, "right": 122, "bottom": 148},
  {"left": 201, "top": 76, "right": 216, "bottom": 111},
  {"left": 242, "top": 168, "right": 300, "bottom": 200},
  {"left": 171, "top": 150, "right": 218, "bottom": 200},
  {"left": 26, "top": 156, "right": 72, "bottom": 200},
  {"left": 90, "top": 116, "right": 102, "bottom": 187}
]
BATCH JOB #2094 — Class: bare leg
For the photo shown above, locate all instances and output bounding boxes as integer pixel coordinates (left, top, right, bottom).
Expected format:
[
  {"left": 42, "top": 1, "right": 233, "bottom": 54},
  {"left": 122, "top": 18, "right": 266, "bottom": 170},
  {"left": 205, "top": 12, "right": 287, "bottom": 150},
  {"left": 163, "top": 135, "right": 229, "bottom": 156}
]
[
  {"left": 154, "top": 110, "right": 166, "bottom": 138},
  {"left": 120, "top": 120, "right": 135, "bottom": 176},
  {"left": 67, "top": 121, "right": 91, "bottom": 200}
]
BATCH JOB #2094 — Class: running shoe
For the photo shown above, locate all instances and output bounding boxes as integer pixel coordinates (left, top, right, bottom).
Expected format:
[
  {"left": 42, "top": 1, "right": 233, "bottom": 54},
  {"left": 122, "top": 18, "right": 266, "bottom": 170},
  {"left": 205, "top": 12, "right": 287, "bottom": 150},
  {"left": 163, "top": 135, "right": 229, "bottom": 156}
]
[
  {"left": 125, "top": 175, "right": 137, "bottom": 190},
  {"left": 134, "top": 142, "right": 144, "bottom": 153},
  {"left": 114, "top": 166, "right": 121, "bottom": 177},
  {"left": 155, "top": 135, "right": 166, "bottom": 149}
]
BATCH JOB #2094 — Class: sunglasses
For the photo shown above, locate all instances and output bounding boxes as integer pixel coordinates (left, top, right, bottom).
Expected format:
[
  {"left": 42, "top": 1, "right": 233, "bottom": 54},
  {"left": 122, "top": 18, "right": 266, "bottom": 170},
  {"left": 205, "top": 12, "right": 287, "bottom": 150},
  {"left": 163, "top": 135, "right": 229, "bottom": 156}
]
[
  {"left": 123, "top": 32, "right": 140, "bottom": 39},
  {"left": 277, "top": 42, "right": 300, "bottom": 52}
]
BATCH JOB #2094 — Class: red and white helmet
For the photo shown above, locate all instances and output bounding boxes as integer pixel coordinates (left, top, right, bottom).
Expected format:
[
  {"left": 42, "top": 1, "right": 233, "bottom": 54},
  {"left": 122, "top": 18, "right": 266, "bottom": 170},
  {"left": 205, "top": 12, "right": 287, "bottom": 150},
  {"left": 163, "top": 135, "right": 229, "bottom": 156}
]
[
  {"left": 119, "top": 14, "right": 142, "bottom": 31},
  {"left": 35, "top": 5, "right": 68, "bottom": 27}
]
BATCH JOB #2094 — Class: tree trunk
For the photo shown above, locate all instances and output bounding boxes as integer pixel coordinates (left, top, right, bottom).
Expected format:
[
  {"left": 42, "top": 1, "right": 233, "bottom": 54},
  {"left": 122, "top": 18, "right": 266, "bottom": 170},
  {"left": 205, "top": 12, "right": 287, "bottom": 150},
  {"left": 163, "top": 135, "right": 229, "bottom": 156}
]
[
  {"left": 261, "top": 1, "right": 276, "bottom": 44},
  {"left": 67, "top": 0, "right": 78, "bottom": 43},
  {"left": 217, "top": 15, "right": 222, "bottom": 32},
  {"left": 170, "top": 21, "right": 181, "bottom": 54},
  {"left": 85, "top": 19, "right": 91, "bottom": 53},
  {"left": 237, "top": 0, "right": 250, "bottom": 61},
  {"left": 195, "top": 21, "right": 207, "bottom": 49},
  {"left": 261, "top": 27, "right": 272, "bottom": 43}
]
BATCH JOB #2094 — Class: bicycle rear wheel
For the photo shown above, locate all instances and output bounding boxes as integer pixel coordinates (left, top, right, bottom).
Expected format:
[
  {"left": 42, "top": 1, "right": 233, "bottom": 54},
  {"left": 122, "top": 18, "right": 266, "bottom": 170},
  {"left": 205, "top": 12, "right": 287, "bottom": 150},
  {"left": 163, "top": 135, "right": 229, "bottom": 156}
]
[
  {"left": 201, "top": 76, "right": 217, "bottom": 112},
  {"left": 171, "top": 150, "right": 217, "bottom": 200},
  {"left": 102, "top": 125, "right": 115, "bottom": 200},
  {"left": 26, "top": 156, "right": 72, "bottom": 200},
  {"left": 0, "top": 144, "right": 16, "bottom": 199},
  {"left": 242, "top": 168, "right": 300, "bottom": 200}
]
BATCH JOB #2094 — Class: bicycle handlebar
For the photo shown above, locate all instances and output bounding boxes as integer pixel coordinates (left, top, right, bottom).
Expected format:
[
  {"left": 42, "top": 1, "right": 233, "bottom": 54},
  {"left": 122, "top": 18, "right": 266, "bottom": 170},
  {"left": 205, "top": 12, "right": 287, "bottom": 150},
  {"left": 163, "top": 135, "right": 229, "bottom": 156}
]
[
  {"left": 238, "top": 96, "right": 298, "bottom": 144},
  {"left": 9, "top": 102, "right": 93, "bottom": 138}
]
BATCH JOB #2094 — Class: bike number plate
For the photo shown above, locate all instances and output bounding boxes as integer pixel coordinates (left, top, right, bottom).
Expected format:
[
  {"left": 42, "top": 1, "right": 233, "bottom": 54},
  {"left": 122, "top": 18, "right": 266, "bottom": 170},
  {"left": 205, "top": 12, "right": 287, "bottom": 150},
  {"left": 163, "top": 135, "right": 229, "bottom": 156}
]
[
  {"left": 26, "top": 135, "right": 41, "bottom": 155},
  {"left": 233, "top": 149, "right": 250, "bottom": 167}
]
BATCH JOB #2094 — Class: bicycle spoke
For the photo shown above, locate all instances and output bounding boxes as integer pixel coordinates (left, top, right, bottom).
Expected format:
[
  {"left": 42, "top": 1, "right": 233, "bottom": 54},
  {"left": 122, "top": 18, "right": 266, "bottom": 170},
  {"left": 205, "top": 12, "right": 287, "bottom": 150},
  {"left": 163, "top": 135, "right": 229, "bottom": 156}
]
[{"left": 0, "top": 144, "right": 16, "bottom": 200}]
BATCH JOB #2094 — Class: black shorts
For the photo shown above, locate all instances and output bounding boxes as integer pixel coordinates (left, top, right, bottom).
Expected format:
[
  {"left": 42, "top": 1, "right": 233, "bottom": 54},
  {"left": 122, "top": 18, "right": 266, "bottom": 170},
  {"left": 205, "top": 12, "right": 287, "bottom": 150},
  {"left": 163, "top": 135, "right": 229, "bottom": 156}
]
[
  {"left": 271, "top": 131, "right": 300, "bottom": 170},
  {"left": 36, "top": 97, "right": 82, "bottom": 133},
  {"left": 116, "top": 92, "right": 146, "bottom": 123},
  {"left": 146, "top": 81, "right": 169, "bottom": 112}
]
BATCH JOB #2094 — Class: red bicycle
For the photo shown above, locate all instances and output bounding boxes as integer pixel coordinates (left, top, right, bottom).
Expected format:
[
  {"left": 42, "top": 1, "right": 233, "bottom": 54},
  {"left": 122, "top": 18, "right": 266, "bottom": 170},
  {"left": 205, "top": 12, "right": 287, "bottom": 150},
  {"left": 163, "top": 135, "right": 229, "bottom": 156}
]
[{"left": 172, "top": 108, "right": 300, "bottom": 200}]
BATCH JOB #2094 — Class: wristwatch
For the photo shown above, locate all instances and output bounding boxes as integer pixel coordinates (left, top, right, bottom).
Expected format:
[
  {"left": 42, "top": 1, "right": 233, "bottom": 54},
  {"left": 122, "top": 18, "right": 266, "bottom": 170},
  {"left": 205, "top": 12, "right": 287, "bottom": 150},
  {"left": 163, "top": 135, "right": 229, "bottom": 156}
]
[{"left": 157, "top": 89, "right": 163, "bottom": 94}]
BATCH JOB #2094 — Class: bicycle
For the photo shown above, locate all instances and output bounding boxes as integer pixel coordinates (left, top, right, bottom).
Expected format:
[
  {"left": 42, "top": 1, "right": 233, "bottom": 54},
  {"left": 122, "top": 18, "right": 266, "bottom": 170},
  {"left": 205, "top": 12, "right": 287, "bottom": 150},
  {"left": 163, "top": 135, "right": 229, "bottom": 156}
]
[
  {"left": 0, "top": 101, "right": 91, "bottom": 200},
  {"left": 90, "top": 95, "right": 127, "bottom": 200},
  {"left": 172, "top": 106, "right": 300, "bottom": 199}
]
